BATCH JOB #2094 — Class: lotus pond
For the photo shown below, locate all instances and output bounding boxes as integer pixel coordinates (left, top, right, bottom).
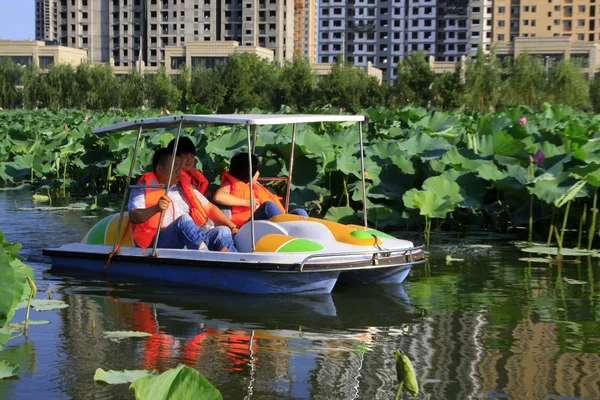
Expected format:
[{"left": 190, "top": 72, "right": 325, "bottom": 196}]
[{"left": 1, "top": 186, "right": 600, "bottom": 399}]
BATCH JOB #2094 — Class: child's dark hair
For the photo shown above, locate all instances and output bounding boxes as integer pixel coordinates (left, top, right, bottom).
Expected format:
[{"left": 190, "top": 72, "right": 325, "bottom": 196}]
[
  {"left": 229, "top": 152, "right": 261, "bottom": 183},
  {"left": 152, "top": 147, "right": 172, "bottom": 172},
  {"left": 167, "top": 136, "right": 196, "bottom": 156}
]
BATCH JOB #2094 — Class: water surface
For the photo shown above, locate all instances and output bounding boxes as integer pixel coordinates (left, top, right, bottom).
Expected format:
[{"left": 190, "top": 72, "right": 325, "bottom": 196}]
[{"left": 1, "top": 190, "right": 599, "bottom": 399}]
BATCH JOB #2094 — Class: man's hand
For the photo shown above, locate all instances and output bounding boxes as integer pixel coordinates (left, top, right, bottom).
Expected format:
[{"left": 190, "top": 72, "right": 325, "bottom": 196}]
[
  {"left": 250, "top": 198, "right": 260, "bottom": 210},
  {"left": 230, "top": 226, "right": 239, "bottom": 236},
  {"left": 156, "top": 195, "right": 171, "bottom": 211}
]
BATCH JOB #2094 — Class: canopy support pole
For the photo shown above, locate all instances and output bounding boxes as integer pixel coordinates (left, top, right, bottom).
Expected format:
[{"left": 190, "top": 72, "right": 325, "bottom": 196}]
[
  {"left": 247, "top": 123, "right": 256, "bottom": 252},
  {"left": 359, "top": 121, "right": 368, "bottom": 228},
  {"left": 285, "top": 123, "right": 297, "bottom": 213},
  {"left": 112, "top": 124, "right": 144, "bottom": 253},
  {"left": 152, "top": 120, "right": 183, "bottom": 257},
  {"left": 252, "top": 125, "right": 258, "bottom": 153}
]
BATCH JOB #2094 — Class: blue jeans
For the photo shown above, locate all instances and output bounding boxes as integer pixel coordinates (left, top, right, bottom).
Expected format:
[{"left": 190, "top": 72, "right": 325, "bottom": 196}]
[
  {"left": 253, "top": 201, "right": 309, "bottom": 220},
  {"left": 156, "top": 215, "right": 237, "bottom": 252}
]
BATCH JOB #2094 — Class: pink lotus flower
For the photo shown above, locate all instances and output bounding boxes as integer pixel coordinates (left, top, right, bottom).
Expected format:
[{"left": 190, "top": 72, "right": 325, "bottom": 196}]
[
  {"left": 160, "top": 110, "right": 164, "bottom": 115},
  {"left": 0, "top": 107, "right": 3, "bottom": 111},
  {"left": 518, "top": 116, "right": 527, "bottom": 125},
  {"left": 529, "top": 149, "right": 545, "bottom": 165},
  {"left": 83, "top": 115, "right": 89, "bottom": 121},
  {"left": 165, "top": 109, "right": 170, "bottom": 115}
]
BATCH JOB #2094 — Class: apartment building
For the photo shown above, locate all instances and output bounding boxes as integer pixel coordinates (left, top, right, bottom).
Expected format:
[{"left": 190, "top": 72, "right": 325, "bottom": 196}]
[
  {"left": 298, "top": 0, "right": 317, "bottom": 61},
  {"left": 318, "top": 0, "right": 492, "bottom": 82},
  {"left": 35, "top": 0, "right": 294, "bottom": 67},
  {"left": 493, "top": 0, "right": 599, "bottom": 43}
]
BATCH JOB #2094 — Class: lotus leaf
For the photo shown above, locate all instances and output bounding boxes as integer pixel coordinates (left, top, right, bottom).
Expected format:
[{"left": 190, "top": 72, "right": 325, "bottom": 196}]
[
  {"left": 518, "top": 257, "right": 553, "bottom": 263},
  {"left": 103, "top": 330, "right": 153, "bottom": 342},
  {"left": 403, "top": 189, "right": 456, "bottom": 219},
  {"left": 0, "top": 327, "right": 10, "bottom": 351},
  {"left": 421, "top": 175, "right": 463, "bottom": 204},
  {"left": 324, "top": 207, "right": 361, "bottom": 224},
  {"left": 573, "top": 139, "right": 600, "bottom": 164},
  {"left": 413, "top": 112, "right": 459, "bottom": 135},
  {"left": 520, "top": 247, "right": 591, "bottom": 256},
  {"left": 563, "top": 278, "right": 587, "bottom": 285},
  {"left": 476, "top": 114, "right": 512, "bottom": 136},
  {"left": 0, "top": 361, "right": 20, "bottom": 380},
  {"left": 94, "top": 368, "right": 158, "bottom": 384},
  {"left": 440, "top": 169, "right": 486, "bottom": 209},
  {"left": 528, "top": 172, "right": 589, "bottom": 205},
  {"left": 475, "top": 163, "right": 509, "bottom": 181},
  {"left": 475, "top": 131, "right": 528, "bottom": 158},
  {"left": 399, "top": 133, "right": 452, "bottom": 160},
  {"left": 129, "top": 364, "right": 223, "bottom": 400},
  {"left": 441, "top": 147, "right": 489, "bottom": 171},
  {"left": 19, "top": 299, "right": 69, "bottom": 312}
]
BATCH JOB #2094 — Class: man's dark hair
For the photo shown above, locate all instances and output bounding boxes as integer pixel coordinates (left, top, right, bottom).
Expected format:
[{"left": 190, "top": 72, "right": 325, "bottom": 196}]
[
  {"left": 167, "top": 136, "right": 196, "bottom": 156},
  {"left": 152, "top": 147, "right": 172, "bottom": 172},
  {"left": 229, "top": 152, "right": 261, "bottom": 183}
]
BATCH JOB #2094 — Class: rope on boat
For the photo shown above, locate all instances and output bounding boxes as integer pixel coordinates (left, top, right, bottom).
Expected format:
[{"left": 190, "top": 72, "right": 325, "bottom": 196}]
[{"left": 101, "top": 221, "right": 131, "bottom": 274}]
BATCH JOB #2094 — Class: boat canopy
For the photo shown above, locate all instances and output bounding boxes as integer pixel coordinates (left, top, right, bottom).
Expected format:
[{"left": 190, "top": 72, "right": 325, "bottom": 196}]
[{"left": 92, "top": 114, "right": 366, "bottom": 134}]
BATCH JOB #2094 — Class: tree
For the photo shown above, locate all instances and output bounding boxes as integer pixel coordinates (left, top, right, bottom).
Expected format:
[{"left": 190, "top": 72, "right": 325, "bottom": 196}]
[
  {"left": 500, "top": 53, "right": 549, "bottom": 108},
  {"left": 273, "top": 56, "right": 316, "bottom": 111},
  {"left": 74, "top": 62, "right": 95, "bottom": 109},
  {"left": 464, "top": 49, "right": 501, "bottom": 112},
  {"left": 0, "top": 59, "right": 21, "bottom": 108},
  {"left": 216, "top": 53, "right": 279, "bottom": 112},
  {"left": 90, "top": 64, "right": 120, "bottom": 110},
  {"left": 392, "top": 52, "right": 435, "bottom": 107},
  {"left": 316, "top": 59, "right": 383, "bottom": 112},
  {"left": 190, "top": 66, "right": 226, "bottom": 111},
  {"left": 431, "top": 71, "right": 464, "bottom": 111},
  {"left": 120, "top": 68, "right": 145, "bottom": 109},
  {"left": 590, "top": 79, "right": 600, "bottom": 113},
  {"left": 145, "top": 66, "right": 181, "bottom": 110},
  {"left": 175, "top": 65, "right": 191, "bottom": 111},
  {"left": 47, "top": 63, "right": 76, "bottom": 109},
  {"left": 548, "top": 59, "right": 590, "bottom": 109},
  {"left": 22, "top": 64, "right": 50, "bottom": 109}
]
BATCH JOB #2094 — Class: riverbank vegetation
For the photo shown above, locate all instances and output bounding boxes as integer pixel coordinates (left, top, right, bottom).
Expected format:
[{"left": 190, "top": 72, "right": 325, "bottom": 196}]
[
  {"left": 3, "top": 104, "right": 600, "bottom": 249},
  {"left": 0, "top": 50, "right": 598, "bottom": 113}
]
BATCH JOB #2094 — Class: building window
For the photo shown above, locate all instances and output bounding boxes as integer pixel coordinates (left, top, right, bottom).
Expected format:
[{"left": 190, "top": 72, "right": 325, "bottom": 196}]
[
  {"left": 498, "top": 20, "right": 505, "bottom": 27},
  {"left": 578, "top": 19, "right": 585, "bottom": 26},
  {"left": 39, "top": 56, "right": 54, "bottom": 69},
  {"left": 498, "top": 6, "right": 505, "bottom": 13},
  {"left": 498, "top": 34, "right": 505, "bottom": 41},
  {"left": 579, "top": 5, "right": 586, "bottom": 12}
]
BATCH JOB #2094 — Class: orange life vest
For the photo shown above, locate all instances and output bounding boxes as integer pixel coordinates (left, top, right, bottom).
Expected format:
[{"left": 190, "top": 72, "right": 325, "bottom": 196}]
[
  {"left": 220, "top": 171, "right": 285, "bottom": 227},
  {"left": 131, "top": 172, "right": 208, "bottom": 249},
  {"left": 184, "top": 169, "right": 209, "bottom": 195}
]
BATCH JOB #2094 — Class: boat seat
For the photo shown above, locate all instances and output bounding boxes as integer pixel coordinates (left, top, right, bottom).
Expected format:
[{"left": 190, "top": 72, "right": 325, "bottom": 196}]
[{"left": 234, "top": 220, "right": 288, "bottom": 253}]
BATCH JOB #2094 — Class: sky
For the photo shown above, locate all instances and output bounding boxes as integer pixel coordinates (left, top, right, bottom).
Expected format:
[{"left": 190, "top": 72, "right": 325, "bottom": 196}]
[{"left": 0, "top": 1, "right": 35, "bottom": 40}]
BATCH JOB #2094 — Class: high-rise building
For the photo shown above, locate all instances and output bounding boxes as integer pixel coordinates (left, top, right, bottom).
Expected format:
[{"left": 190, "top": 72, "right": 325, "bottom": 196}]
[
  {"left": 493, "top": 0, "right": 599, "bottom": 44},
  {"left": 34, "top": 0, "right": 294, "bottom": 67},
  {"left": 318, "top": 0, "right": 492, "bottom": 82}
]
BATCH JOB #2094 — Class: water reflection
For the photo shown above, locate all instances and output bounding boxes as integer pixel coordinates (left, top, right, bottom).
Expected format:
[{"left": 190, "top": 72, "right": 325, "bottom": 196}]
[{"left": 1, "top": 190, "right": 600, "bottom": 399}]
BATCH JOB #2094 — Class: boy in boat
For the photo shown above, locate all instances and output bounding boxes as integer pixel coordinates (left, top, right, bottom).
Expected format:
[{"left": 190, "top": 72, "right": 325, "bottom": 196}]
[
  {"left": 166, "top": 137, "right": 212, "bottom": 199},
  {"left": 213, "top": 152, "right": 308, "bottom": 228},
  {"left": 128, "top": 147, "right": 239, "bottom": 252}
]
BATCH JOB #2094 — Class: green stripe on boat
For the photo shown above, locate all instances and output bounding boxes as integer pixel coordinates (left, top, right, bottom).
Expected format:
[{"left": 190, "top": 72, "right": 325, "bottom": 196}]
[
  {"left": 85, "top": 215, "right": 113, "bottom": 244},
  {"left": 278, "top": 238, "right": 323, "bottom": 252},
  {"left": 351, "top": 229, "right": 396, "bottom": 240}
]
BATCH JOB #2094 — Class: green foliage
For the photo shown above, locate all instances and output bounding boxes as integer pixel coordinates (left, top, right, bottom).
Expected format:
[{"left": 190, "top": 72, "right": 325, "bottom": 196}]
[
  {"left": 590, "top": 79, "right": 600, "bottom": 113},
  {"left": 501, "top": 53, "right": 549, "bottom": 108},
  {"left": 465, "top": 49, "right": 500, "bottom": 112},
  {"left": 121, "top": 69, "right": 146, "bottom": 109},
  {"left": 274, "top": 57, "right": 316, "bottom": 111},
  {"left": 129, "top": 364, "right": 223, "bottom": 400},
  {"left": 145, "top": 66, "right": 181, "bottom": 110},
  {"left": 316, "top": 59, "right": 383, "bottom": 112},
  {"left": 190, "top": 67, "right": 226, "bottom": 111},
  {"left": 94, "top": 368, "right": 158, "bottom": 384},
  {"left": 431, "top": 71, "right": 464, "bottom": 111},
  {"left": 393, "top": 52, "right": 435, "bottom": 107},
  {"left": 0, "top": 59, "right": 22, "bottom": 109},
  {"left": 216, "top": 53, "right": 279, "bottom": 112},
  {"left": 548, "top": 59, "right": 591, "bottom": 110}
]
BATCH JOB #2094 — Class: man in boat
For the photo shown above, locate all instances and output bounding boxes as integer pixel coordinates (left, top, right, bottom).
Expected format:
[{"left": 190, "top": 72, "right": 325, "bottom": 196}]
[
  {"left": 128, "top": 147, "right": 239, "bottom": 252},
  {"left": 166, "top": 137, "right": 212, "bottom": 199}
]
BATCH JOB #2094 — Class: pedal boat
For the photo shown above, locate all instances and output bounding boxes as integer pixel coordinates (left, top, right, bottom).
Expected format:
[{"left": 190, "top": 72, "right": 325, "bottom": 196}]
[{"left": 43, "top": 114, "right": 425, "bottom": 294}]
